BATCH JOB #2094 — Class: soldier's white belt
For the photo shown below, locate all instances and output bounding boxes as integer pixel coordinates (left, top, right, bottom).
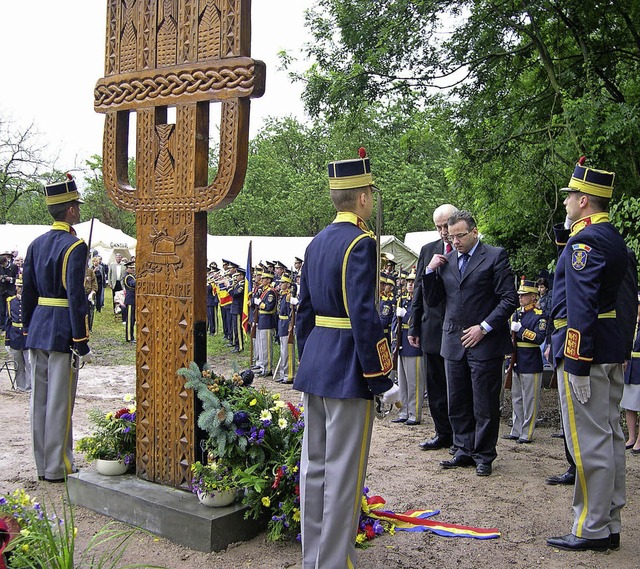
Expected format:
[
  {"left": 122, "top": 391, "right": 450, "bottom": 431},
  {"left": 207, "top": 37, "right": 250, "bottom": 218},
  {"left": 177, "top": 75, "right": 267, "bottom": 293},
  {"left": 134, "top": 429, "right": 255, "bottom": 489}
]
[
  {"left": 315, "top": 315, "right": 351, "bottom": 329},
  {"left": 553, "top": 310, "right": 616, "bottom": 330},
  {"left": 38, "top": 298, "right": 69, "bottom": 307}
]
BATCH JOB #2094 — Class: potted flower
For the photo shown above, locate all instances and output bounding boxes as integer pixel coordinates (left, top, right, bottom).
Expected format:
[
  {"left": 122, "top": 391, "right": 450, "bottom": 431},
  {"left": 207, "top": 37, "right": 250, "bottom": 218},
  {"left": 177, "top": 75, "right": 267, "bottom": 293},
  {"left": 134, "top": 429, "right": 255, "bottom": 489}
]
[
  {"left": 76, "top": 395, "right": 136, "bottom": 475},
  {"left": 190, "top": 460, "right": 237, "bottom": 507}
]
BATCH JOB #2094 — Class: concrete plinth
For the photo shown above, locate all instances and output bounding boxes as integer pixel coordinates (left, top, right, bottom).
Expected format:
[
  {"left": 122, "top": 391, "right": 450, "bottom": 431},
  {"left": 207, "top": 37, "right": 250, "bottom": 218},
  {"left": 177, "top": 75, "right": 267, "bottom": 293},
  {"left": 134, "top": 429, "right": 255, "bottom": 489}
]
[{"left": 67, "top": 470, "right": 265, "bottom": 552}]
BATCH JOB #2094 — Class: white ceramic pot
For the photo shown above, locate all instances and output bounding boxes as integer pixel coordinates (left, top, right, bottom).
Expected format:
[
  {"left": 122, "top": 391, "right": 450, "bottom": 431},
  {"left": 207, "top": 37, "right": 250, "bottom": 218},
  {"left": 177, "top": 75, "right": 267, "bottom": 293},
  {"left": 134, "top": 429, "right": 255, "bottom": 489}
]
[
  {"left": 95, "top": 458, "right": 129, "bottom": 476},
  {"left": 197, "top": 488, "right": 236, "bottom": 507}
]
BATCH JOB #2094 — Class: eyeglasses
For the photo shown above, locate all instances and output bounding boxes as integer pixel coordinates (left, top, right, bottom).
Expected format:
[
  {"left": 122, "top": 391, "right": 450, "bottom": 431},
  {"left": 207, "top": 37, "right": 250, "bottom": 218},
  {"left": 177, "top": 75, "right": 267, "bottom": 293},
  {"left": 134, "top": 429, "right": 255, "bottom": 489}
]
[{"left": 448, "top": 231, "right": 471, "bottom": 241}]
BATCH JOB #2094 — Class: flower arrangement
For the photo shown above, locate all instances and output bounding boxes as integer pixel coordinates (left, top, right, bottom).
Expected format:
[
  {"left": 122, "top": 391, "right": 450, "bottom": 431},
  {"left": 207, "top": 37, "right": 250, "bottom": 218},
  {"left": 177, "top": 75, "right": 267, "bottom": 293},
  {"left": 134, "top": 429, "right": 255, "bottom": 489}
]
[
  {"left": 76, "top": 395, "right": 136, "bottom": 466},
  {"left": 180, "top": 363, "right": 393, "bottom": 546},
  {"left": 190, "top": 460, "right": 236, "bottom": 496}
]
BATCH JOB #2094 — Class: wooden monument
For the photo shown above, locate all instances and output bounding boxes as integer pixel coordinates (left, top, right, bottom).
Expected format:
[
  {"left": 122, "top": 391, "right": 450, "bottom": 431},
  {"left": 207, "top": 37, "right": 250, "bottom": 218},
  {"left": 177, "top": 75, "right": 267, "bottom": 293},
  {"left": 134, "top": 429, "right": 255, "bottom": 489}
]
[{"left": 95, "top": 0, "right": 265, "bottom": 489}]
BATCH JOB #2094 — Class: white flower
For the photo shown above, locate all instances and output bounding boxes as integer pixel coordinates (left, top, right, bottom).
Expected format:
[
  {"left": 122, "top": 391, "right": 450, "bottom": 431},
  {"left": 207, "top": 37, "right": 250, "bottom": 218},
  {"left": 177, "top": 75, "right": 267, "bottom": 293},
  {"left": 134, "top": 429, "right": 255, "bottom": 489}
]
[
  {"left": 260, "top": 410, "right": 272, "bottom": 422},
  {"left": 278, "top": 418, "right": 288, "bottom": 430}
]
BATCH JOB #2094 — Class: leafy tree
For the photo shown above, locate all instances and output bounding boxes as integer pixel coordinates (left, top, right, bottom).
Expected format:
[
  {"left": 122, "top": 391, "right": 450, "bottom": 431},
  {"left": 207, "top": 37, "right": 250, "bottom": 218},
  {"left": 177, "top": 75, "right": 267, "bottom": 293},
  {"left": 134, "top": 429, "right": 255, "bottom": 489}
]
[
  {"left": 0, "top": 116, "right": 51, "bottom": 224},
  {"left": 296, "top": 0, "right": 640, "bottom": 274}
]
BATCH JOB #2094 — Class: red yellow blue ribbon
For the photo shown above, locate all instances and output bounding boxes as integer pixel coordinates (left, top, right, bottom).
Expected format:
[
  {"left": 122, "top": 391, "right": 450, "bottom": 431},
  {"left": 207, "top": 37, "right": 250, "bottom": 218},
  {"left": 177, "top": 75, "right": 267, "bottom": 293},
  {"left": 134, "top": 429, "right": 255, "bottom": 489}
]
[{"left": 366, "top": 495, "right": 500, "bottom": 539}]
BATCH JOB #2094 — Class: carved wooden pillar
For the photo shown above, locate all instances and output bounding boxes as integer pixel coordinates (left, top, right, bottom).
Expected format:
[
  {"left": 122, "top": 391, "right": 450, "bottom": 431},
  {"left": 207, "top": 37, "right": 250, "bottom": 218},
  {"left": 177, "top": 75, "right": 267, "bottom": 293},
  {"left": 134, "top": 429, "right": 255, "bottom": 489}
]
[{"left": 95, "top": 0, "right": 265, "bottom": 488}]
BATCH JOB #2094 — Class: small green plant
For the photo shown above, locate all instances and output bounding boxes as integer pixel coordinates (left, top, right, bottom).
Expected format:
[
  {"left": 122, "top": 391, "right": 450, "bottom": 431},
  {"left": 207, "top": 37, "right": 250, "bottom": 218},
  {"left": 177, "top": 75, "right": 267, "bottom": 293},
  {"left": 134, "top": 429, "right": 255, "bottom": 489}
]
[
  {"left": 190, "top": 461, "right": 236, "bottom": 495},
  {"left": 0, "top": 487, "right": 165, "bottom": 569},
  {"left": 76, "top": 396, "right": 136, "bottom": 465}
]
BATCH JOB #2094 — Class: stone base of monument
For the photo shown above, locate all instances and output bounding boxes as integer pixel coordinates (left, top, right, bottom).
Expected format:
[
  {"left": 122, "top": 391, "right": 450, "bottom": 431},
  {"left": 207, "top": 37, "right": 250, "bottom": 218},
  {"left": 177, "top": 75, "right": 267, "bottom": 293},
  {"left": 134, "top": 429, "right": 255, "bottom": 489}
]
[{"left": 67, "top": 470, "right": 265, "bottom": 552}]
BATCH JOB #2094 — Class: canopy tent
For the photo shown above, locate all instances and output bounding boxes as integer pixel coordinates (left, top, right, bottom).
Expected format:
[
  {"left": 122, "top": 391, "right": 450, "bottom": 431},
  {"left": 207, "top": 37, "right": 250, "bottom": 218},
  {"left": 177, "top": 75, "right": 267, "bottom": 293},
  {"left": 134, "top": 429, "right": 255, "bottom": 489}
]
[
  {"left": 0, "top": 220, "right": 136, "bottom": 265},
  {"left": 207, "top": 235, "right": 313, "bottom": 271},
  {"left": 0, "top": 224, "right": 52, "bottom": 258},
  {"left": 74, "top": 219, "right": 136, "bottom": 265},
  {"left": 404, "top": 231, "right": 440, "bottom": 256},
  {"left": 380, "top": 236, "right": 418, "bottom": 271}
]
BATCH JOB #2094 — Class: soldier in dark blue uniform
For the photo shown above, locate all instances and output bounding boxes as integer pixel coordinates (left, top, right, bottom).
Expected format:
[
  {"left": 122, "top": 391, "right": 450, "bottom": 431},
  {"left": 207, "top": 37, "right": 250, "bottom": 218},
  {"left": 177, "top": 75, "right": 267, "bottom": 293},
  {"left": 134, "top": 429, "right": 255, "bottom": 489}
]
[
  {"left": 503, "top": 278, "right": 546, "bottom": 443},
  {"left": 206, "top": 271, "right": 218, "bottom": 335},
  {"left": 547, "top": 160, "right": 628, "bottom": 552},
  {"left": 390, "top": 270, "right": 425, "bottom": 425},
  {"left": 294, "top": 152, "right": 398, "bottom": 569},
  {"left": 378, "top": 273, "right": 394, "bottom": 348},
  {"left": 5, "top": 278, "right": 31, "bottom": 391},
  {"left": 230, "top": 267, "right": 245, "bottom": 353},
  {"left": 254, "top": 270, "right": 277, "bottom": 375},
  {"left": 22, "top": 175, "right": 90, "bottom": 482},
  {"left": 122, "top": 260, "right": 136, "bottom": 343},
  {"left": 274, "top": 272, "right": 295, "bottom": 384}
]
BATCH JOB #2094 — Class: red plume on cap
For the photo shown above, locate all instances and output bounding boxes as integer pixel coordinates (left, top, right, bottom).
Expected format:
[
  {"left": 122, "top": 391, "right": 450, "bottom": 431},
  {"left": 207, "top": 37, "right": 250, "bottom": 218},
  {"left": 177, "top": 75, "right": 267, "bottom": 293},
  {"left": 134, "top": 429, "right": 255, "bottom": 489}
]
[
  {"left": 66, "top": 172, "right": 74, "bottom": 181},
  {"left": 578, "top": 156, "right": 586, "bottom": 166},
  {"left": 358, "top": 147, "right": 367, "bottom": 158}
]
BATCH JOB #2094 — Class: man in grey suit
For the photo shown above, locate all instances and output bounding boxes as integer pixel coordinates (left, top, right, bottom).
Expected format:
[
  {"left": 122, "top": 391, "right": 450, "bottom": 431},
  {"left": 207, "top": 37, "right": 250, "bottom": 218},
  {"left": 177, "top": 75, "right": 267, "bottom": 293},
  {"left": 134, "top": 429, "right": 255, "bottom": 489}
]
[
  {"left": 409, "top": 204, "right": 458, "bottom": 450},
  {"left": 422, "top": 210, "right": 518, "bottom": 476},
  {"left": 107, "top": 253, "right": 125, "bottom": 310}
]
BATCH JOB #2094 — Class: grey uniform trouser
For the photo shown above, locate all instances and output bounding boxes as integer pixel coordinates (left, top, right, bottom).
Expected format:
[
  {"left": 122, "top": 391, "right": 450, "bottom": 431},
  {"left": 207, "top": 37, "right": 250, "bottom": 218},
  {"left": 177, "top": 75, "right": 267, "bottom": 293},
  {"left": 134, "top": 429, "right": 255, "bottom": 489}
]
[
  {"left": 30, "top": 349, "right": 79, "bottom": 479},
  {"left": 256, "top": 328, "right": 274, "bottom": 373},
  {"left": 11, "top": 348, "right": 31, "bottom": 392},
  {"left": 300, "top": 394, "right": 374, "bottom": 569},
  {"left": 274, "top": 336, "right": 296, "bottom": 382},
  {"left": 397, "top": 355, "right": 426, "bottom": 422},
  {"left": 558, "top": 360, "right": 625, "bottom": 539},
  {"left": 509, "top": 371, "right": 542, "bottom": 441}
]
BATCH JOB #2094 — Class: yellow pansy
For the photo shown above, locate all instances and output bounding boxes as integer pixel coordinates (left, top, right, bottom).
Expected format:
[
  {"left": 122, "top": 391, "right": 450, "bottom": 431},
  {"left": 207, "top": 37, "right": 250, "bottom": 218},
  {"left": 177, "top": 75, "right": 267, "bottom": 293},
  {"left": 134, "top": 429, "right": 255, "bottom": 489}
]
[
  {"left": 250, "top": 398, "right": 257, "bottom": 406},
  {"left": 272, "top": 393, "right": 281, "bottom": 401},
  {"left": 105, "top": 412, "right": 113, "bottom": 420},
  {"left": 293, "top": 508, "right": 301, "bottom": 522},
  {"left": 262, "top": 496, "right": 271, "bottom": 507},
  {"left": 356, "top": 533, "right": 366, "bottom": 544}
]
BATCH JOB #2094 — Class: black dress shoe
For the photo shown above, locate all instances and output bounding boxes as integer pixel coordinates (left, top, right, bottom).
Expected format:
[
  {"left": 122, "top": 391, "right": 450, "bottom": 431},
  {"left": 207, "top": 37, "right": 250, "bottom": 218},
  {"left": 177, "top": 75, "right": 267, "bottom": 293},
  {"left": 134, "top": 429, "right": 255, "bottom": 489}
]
[
  {"left": 516, "top": 438, "right": 532, "bottom": 444},
  {"left": 449, "top": 445, "right": 457, "bottom": 455},
  {"left": 501, "top": 434, "right": 519, "bottom": 440},
  {"left": 546, "top": 471, "right": 575, "bottom": 485},
  {"left": 609, "top": 533, "right": 620, "bottom": 550},
  {"left": 391, "top": 417, "right": 408, "bottom": 423},
  {"left": 404, "top": 420, "right": 421, "bottom": 426},
  {"left": 476, "top": 463, "right": 492, "bottom": 476},
  {"left": 440, "top": 455, "right": 475, "bottom": 469},
  {"left": 546, "top": 533, "right": 610, "bottom": 551},
  {"left": 551, "top": 432, "right": 565, "bottom": 439},
  {"left": 419, "top": 436, "right": 452, "bottom": 450}
]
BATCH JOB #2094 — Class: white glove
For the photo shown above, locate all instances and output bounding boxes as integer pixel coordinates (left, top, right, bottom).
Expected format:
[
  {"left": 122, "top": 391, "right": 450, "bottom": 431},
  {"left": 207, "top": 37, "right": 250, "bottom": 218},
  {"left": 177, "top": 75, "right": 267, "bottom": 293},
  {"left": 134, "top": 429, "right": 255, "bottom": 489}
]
[
  {"left": 254, "top": 297, "right": 261, "bottom": 305},
  {"left": 5, "top": 345, "right": 11, "bottom": 354},
  {"left": 510, "top": 321, "right": 522, "bottom": 332},
  {"left": 381, "top": 383, "right": 401, "bottom": 406},
  {"left": 564, "top": 215, "right": 572, "bottom": 229},
  {"left": 80, "top": 351, "right": 93, "bottom": 365},
  {"left": 568, "top": 374, "right": 590, "bottom": 404},
  {"left": 396, "top": 307, "right": 407, "bottom": 318},
  {"left": 289, "top": 296, "right": 299, "bottom": 306}
]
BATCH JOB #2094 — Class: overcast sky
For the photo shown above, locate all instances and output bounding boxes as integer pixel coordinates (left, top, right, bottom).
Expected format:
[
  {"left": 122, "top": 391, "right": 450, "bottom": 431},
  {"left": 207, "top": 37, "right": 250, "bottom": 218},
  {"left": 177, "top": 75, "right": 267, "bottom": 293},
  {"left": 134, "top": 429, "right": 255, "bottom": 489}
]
[{"left": 0, "top": 1, "right": 314, "bottom": 173}]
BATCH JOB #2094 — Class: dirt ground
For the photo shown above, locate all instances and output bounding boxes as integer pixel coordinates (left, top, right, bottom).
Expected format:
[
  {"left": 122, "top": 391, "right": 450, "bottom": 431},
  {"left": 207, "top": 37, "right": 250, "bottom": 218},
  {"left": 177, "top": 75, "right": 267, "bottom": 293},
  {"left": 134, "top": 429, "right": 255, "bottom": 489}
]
[{"left": 2, "top": 359, "right": 640, "bottom": 569}]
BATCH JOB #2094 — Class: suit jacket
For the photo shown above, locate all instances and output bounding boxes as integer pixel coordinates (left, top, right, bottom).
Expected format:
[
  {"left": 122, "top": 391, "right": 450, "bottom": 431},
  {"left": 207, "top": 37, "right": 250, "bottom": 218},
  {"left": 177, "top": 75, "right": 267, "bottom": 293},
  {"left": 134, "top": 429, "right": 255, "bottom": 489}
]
[
  {"left": 108, "top": 261, "right": 125, "bottom": 289},
  {"left": 409, "top": 239, "right": 447, "bottom": 354},
  {"left": 422, "top": 241, "right": 518, "bottom": 361}
]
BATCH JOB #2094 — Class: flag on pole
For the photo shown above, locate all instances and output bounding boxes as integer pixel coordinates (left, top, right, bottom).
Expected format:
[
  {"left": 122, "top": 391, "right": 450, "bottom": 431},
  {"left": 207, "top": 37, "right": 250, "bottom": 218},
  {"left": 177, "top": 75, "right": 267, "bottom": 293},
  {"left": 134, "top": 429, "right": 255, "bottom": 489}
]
[{"left": 242, "top": 241, "right": 252, "bottom": 334}]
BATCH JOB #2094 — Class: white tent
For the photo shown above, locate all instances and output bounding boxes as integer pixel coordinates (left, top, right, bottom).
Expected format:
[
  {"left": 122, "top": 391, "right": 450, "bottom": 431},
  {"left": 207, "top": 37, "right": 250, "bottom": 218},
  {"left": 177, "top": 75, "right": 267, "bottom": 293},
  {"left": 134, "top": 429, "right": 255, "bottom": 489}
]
[
  {"left": 0, "top": 224, "right": 51, "bottom": 257},
  {"left": 207, "top": 235, "right": 313, "bottom": 270},
  {"left": 404, "top": 231, "right": 440, "bottom": 255},
  {"left": 75, "top": 219, "right": 136, "bottom": 264},
  {"left": 0, "top": 220, "right": 136, "bottom": 265}
]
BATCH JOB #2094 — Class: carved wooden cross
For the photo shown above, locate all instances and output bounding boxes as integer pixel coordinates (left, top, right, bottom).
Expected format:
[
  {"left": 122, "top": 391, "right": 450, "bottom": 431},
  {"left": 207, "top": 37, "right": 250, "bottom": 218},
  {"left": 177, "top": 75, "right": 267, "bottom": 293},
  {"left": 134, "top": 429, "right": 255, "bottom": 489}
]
[{"left": 95, "top": 0, "right": 265, "bottom": 489}]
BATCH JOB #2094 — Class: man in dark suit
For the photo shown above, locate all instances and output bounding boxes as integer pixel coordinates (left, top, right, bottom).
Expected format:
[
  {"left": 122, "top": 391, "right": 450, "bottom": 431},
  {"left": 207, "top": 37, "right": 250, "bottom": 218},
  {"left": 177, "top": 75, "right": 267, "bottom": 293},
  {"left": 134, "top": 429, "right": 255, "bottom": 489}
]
[
  {"left": 422, "top": 210, "right": 518, "bottom": 476},
  {"left": 409, "top": 204, "right": 458, "bottom": 450}
]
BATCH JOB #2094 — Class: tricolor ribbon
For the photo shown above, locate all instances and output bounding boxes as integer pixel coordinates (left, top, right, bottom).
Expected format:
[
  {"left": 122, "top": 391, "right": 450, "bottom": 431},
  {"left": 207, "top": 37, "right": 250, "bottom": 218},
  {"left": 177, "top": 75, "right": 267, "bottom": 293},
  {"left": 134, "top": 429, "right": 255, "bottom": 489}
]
[{"left": 366, "top": 495, "right": 500, "bottom": 540}]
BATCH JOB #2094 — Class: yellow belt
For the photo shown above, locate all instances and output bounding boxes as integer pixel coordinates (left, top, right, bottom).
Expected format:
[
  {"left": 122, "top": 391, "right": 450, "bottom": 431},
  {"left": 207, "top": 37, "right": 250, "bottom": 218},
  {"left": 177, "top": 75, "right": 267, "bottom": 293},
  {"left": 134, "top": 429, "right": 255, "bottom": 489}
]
[
  {"left": 632, "top": 351, "right": 640, "bottom": 358},
  {"left": 11, "top": 322, "right": 23, "bottom": 328},
  {"left": 259, "top": 309, "right": 276, "bottom": 315},
  {"left": 315, "top": 315, "right": 351, "bottom": 329},
  {"left": 402, "top": 324, "right": 410, "bottom": 330},
  {"left": 278, "top": 315, "right": 289, "bottom": 320},
  {"left": 38, "top": 297, "right": 69, "bottom": 307},
  {"left": 516, "top": 342, "right": 538, "bottom": 348},
  {"left": 553, "top": 310, "right": 616, "bottom": 330}
]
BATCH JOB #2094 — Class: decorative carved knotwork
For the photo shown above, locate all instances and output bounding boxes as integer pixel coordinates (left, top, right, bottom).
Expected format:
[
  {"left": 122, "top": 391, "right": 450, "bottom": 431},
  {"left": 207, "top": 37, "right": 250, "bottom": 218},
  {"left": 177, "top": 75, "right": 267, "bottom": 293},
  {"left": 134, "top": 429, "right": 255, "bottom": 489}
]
[{"left": 97, "top": 0, "right": 264, "bottom": 488}]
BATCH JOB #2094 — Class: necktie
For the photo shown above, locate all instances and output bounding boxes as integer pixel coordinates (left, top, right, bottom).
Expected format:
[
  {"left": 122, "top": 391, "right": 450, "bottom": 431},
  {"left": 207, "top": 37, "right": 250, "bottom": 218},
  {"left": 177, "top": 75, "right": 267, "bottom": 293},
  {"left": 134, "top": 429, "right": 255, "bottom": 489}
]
[
  {"left": 459, "top": 253, "right": 470, "bottom": 276},
  {"left": 445, "top": 242, "right": 452, "bottom": 254}
]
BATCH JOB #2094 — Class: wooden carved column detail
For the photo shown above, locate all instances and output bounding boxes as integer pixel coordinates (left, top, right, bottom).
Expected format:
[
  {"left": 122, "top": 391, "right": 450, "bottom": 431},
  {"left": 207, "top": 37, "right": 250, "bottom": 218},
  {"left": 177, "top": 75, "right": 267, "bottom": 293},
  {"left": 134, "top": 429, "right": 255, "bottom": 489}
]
[{"left": 95, "top": 0, "right": 265, "bottom": 488}]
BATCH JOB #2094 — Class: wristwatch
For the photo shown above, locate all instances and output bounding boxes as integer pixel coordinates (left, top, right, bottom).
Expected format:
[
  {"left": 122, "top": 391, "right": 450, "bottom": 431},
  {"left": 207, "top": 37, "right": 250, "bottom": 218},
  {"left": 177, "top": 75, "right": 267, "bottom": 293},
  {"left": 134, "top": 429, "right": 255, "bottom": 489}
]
[{"left": 479, "top": 324, "right": 488, "bottom": 335}]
